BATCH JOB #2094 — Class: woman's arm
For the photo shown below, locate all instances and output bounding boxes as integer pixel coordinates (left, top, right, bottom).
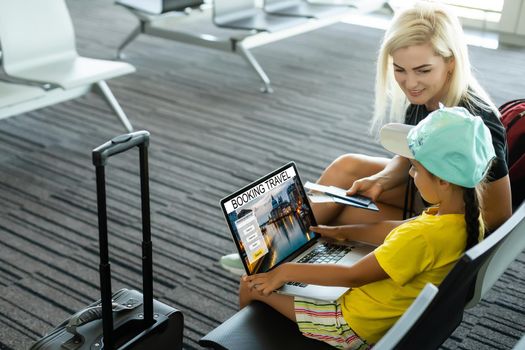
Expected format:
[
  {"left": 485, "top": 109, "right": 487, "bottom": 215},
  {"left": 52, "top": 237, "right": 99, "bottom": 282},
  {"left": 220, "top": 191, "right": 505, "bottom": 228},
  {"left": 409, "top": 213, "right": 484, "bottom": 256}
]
[
  {"left": 311, "top": 220, "right": 407, "bottom": 246},
  {"left": 347, "top": 155, "right": 411, "bottom": 200},
  {"left": 482, "top": 175, "right": 512, "bottom": 231},
  {"left": 244, "top": 253, "right": 388, "bottom": 296}
]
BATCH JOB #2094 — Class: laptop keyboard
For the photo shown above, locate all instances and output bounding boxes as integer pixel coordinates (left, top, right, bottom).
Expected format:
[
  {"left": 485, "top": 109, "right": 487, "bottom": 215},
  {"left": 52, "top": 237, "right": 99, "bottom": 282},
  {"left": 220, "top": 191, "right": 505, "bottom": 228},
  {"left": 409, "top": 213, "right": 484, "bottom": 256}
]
[{"left": 286, "top": 243, "right": 354, "bottom": 288}]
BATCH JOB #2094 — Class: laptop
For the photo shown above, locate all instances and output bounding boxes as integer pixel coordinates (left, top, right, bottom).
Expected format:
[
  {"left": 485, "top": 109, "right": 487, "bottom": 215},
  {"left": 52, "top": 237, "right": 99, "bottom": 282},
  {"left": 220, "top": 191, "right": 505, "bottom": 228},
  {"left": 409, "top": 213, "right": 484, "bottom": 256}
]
[{"left": 220, "top": 162, "right": 376, "bottom": 301}]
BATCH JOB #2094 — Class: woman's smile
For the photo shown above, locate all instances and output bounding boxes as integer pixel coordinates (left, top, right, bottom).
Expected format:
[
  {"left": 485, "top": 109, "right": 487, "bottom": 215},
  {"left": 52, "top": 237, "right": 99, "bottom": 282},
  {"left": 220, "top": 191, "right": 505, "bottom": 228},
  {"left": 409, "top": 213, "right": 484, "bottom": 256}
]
[{"left": 408, "top": 89, "right": 424, "bottom": 98}]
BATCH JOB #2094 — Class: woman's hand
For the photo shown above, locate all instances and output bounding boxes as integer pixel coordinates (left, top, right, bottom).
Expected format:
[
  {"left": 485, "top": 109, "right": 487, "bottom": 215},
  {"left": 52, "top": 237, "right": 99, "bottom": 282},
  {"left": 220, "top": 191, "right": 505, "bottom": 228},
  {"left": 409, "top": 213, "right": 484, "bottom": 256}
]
[
  {"left": 345, "top": 156, "right": 411, "bottom": 201},
  {"left": 346, "top": 175, "right": 385, "bottom": 201},
  {"left": 243, "top": 267, "right": 285, "bottom": 296},
  {"left": 346, "top": 156, "right": 410, "bottom": 201},
  {"left": 310, "top": 225, "right": 346, "bottom": 241}
]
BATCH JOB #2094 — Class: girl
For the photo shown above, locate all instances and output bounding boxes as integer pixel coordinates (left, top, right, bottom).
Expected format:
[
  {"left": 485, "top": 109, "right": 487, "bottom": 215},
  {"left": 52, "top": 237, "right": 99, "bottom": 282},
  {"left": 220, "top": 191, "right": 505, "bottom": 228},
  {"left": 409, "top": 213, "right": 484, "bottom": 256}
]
[{"left": 240, "top": 107, "right": 494, "bottom": 348}]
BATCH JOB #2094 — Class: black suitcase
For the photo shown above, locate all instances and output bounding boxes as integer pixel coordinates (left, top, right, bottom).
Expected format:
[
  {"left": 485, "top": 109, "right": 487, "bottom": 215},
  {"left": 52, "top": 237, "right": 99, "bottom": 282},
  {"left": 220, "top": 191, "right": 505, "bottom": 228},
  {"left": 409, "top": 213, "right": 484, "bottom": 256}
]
[{"left": 31, "top": 131, "right": 183, "bottom": 350}]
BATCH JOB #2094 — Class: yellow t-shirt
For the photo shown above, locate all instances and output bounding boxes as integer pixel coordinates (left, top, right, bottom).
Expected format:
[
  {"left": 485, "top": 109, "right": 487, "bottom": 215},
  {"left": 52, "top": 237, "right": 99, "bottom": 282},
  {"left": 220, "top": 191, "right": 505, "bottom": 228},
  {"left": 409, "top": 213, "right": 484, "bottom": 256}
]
[{"left": 341, "top": 207, "right": 478, "bottom": 344}]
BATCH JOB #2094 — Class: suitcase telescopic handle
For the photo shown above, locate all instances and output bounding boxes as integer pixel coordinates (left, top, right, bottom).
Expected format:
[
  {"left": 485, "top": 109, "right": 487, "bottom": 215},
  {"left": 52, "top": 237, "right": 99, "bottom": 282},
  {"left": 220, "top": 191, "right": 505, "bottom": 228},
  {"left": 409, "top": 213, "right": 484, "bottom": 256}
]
[
  {"left": 92, "top": 130, "right": 150, "bottom": 166},
  {"left": 92, "top": 130, "right": 154, "bottom": 349}
]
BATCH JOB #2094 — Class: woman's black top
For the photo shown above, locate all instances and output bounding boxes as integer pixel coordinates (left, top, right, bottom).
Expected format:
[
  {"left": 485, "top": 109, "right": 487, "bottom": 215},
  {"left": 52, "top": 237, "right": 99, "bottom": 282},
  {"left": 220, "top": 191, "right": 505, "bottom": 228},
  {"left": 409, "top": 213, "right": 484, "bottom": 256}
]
[{"left": 404, "top": 102, "right": 508, "bottom": 182}]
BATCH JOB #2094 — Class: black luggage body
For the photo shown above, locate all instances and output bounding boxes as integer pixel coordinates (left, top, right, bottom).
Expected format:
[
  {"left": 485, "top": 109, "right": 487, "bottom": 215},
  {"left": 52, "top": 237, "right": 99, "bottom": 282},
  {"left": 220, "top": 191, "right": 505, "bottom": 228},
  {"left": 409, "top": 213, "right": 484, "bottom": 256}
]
[{"left": 31, "top": 131, "right": 183, "bottom": 350}]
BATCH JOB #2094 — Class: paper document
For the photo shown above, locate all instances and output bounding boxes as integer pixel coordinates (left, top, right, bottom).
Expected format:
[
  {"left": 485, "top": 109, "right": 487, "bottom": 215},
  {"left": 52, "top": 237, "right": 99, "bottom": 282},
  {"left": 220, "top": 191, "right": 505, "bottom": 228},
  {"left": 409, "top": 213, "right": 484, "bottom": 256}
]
[{"left": 305, "top": 182, "right": 379, "bottom": 211}]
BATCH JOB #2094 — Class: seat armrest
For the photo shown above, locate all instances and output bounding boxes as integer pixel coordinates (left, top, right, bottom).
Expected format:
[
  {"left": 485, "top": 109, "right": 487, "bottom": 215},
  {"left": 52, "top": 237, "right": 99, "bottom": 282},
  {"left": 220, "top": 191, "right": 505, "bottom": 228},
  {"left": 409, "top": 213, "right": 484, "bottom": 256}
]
[{"left": 199, "top": 301, "right": 334, "bottom": 350}]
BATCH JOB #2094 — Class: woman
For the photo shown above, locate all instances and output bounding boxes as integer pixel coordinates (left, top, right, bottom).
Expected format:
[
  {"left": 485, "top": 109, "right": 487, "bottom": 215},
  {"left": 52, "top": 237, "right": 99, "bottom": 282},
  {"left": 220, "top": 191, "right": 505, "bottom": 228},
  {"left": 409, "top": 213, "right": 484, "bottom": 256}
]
[
  {"left": 220, "top": 1, "right": 512, "bottom": 274},
  {"left": 313, "top": 1, "right": 511, "bottom": 232}
]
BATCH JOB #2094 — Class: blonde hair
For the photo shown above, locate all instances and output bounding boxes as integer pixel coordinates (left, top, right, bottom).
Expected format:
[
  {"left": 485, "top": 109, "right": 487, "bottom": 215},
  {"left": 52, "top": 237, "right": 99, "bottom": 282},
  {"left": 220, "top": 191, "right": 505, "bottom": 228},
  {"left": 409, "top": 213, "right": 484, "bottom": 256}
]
[{"left": 371, "top": 1, "right": 499, "bottom": 133}]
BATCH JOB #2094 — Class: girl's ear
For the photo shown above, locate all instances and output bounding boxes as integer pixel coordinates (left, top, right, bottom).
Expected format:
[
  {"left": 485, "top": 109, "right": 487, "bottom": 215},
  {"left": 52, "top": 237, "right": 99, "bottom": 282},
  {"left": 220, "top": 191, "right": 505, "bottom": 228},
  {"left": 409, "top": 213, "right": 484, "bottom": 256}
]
[{"left": 438, "top": 178, "right": 452, "bottom": 189}]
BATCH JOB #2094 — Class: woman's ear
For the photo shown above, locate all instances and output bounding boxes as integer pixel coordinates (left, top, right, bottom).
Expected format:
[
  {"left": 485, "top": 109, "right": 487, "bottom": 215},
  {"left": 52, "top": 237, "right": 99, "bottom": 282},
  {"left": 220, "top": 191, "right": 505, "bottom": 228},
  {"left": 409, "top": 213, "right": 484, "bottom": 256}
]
[{"left": 447, "top": 57, "right": 455, "bottom": 75}]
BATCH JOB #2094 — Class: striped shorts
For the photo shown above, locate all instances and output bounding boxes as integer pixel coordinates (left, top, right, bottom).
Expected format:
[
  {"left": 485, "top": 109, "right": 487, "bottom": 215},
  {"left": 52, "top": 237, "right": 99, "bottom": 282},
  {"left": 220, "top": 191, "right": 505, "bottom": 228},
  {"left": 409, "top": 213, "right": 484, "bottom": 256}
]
[{"left": 294, "top": 297, "right": 370, "bottom": 350}]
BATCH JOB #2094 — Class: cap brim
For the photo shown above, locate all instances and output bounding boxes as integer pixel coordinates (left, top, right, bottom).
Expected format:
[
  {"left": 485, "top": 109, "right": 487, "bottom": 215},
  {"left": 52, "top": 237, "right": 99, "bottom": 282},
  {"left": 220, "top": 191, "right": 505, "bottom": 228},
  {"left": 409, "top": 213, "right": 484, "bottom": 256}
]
[{"left": 380, "top": 123, "right": 415, "bottom": 159}]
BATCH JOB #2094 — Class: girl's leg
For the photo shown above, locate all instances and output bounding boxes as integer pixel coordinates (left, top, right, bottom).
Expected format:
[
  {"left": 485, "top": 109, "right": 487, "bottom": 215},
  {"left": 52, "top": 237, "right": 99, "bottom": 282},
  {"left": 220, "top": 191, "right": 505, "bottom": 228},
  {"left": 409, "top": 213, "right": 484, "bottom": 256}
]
[
  {"left": 311, "top": 154, "right": 418, "bottom": 225},
  {"left": 240, "top": 279, "right": 370, "bottom": 350},
  {"left": 239, "top": 278, "right": 296, "bottom": 321}
]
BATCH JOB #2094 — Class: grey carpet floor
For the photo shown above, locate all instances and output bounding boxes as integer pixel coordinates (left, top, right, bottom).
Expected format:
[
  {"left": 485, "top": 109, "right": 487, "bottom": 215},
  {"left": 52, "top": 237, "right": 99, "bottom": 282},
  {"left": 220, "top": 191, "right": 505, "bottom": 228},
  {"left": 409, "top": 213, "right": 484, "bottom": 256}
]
[{"left": 0, "top": 1, "right": 524, "bottom": 349}]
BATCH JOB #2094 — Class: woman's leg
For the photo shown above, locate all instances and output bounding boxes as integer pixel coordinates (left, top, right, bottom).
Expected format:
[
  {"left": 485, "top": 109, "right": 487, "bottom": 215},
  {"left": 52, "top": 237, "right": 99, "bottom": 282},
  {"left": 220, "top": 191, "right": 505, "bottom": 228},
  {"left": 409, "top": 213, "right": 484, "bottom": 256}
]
[
  {"left": 311, "top": 154, "right": 416, "bottom": 225},
  {"left": 239, "top": 278, "right": 296, "bottom": 321}
]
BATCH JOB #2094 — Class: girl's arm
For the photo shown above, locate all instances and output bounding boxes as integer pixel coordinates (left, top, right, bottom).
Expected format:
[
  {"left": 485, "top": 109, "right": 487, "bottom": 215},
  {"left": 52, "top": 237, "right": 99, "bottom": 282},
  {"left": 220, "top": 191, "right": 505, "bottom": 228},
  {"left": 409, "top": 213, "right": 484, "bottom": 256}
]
[
  {"left": 244, "top": 253, "right": 388, "bottom": 296},
  {"left": 310, "top": 220, "right": 407, "bottom": 246}
]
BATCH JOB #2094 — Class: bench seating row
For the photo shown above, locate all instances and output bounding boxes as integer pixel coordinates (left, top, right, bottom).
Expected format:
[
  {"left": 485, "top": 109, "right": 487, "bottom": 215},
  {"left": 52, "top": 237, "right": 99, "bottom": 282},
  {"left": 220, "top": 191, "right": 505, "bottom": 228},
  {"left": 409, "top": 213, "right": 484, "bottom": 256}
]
[{"left": 200, "top": 201, "right": 525, "bottom": 350}]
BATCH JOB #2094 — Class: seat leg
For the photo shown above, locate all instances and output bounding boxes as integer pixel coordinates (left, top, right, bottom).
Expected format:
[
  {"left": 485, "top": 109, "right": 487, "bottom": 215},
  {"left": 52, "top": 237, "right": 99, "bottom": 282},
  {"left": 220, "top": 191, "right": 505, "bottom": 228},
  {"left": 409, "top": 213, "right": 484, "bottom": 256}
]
[
  {"left": 94, "top": 81, "right": 133, "bottom": 132},
  {"left": 116, "top": 22, "right": 143, "bottom": 59},
  {"left": 236, "top": 44, "right": 273, "bottom": 93}
]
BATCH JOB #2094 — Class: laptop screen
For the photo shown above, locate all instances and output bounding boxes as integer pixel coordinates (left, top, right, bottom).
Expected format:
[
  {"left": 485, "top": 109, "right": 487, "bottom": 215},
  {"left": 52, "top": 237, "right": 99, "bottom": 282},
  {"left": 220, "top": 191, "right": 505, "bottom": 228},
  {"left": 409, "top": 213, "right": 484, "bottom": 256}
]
[{"left": 221, "top": 162, "right": 318, "bottom": 275}]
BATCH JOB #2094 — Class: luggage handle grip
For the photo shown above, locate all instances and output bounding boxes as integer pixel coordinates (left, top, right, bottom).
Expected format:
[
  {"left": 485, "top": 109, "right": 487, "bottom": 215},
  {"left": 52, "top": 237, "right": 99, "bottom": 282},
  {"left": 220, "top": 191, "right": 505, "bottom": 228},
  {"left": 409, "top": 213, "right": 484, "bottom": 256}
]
[
  {"left": 92, "top": 131, "right": 150, "bottom": 167},
  {"left": 65, "top": 300, "right": 142, "bottom": 339}
]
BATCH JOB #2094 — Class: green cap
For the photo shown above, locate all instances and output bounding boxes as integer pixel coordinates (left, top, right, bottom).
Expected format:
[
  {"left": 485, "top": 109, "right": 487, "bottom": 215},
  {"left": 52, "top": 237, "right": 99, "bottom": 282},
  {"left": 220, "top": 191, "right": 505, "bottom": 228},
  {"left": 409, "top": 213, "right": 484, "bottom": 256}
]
[{"left": 380, "top": 106, "right": 495, "bottom": 188}]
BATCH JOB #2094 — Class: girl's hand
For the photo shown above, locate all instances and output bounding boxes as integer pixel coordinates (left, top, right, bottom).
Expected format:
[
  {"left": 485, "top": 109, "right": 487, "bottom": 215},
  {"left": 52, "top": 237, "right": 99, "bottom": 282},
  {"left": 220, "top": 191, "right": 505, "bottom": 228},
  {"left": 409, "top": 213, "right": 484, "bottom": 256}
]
[
  {"left": 310, "top": 225, "right": 345, "bottom": 241},
  {"left": 243, "top": 268, "right": 285, "bottom": 296}
]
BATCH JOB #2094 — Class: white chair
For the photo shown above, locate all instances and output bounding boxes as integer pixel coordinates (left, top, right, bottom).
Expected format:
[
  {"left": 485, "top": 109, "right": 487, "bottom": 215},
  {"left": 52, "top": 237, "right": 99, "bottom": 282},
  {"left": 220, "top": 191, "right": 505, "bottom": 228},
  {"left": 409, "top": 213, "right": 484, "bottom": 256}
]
[
  {"left": 213, "top": 0, "right": 308, "bottom": 32},
  {"left": 264, "top": 0, "right": 351, "bottom": 19},
  {"left": 116, "top": 0, "right": 204, "bottom": 15},
  {"left": 514, "top": 333, "right": 525, "bottom": 350},
  {"left": 0, "top": 0, "right": 136, "bottom": 131},
  {"left": 116, "top": 1, "right": 353, "bottom": 93},
  {"left": 0, "top": 81, "right": 46, "bottom": 111},
  {"left": 466, "top": 200, "right": 525, "bottom": 308}
]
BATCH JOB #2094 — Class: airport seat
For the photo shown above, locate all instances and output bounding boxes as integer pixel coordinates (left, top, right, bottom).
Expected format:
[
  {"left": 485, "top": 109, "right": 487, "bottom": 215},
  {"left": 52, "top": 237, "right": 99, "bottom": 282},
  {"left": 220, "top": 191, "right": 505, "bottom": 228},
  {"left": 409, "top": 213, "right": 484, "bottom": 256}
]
[
  {"left": 199, "top": 283, "right": 439, "bottom": 350},
  {"left": 115, "top": 1, "right": 353, "bottom": 92},
  {"left": 466, "top": 200, "right": 525, "bottom": 308},
  {"left": 264, "top": 0, "right": 351, "bottom": 19},
  {"left": 0, "top": 81, "right": 46, "bottom": 111},
  {"left": 0, "top": 80, "right": 79, "bottom": 121},
  {"left": 116, "top": 0, "right": 204, "bottom": 15},
  {"left": 199, "top": 208, "right": 517, "bottom": 350},
  {"left": 199, "top": 301, "right": 334, "bottom": 350},
  {"left": 213, "top": 0, "right": 308, "bottom": 32},
  {"left": 0, "top": 0, "right": 136, "bottom": 131},
  {"left": 514, "top": 333, "right": 525, "bottom": 350}
]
